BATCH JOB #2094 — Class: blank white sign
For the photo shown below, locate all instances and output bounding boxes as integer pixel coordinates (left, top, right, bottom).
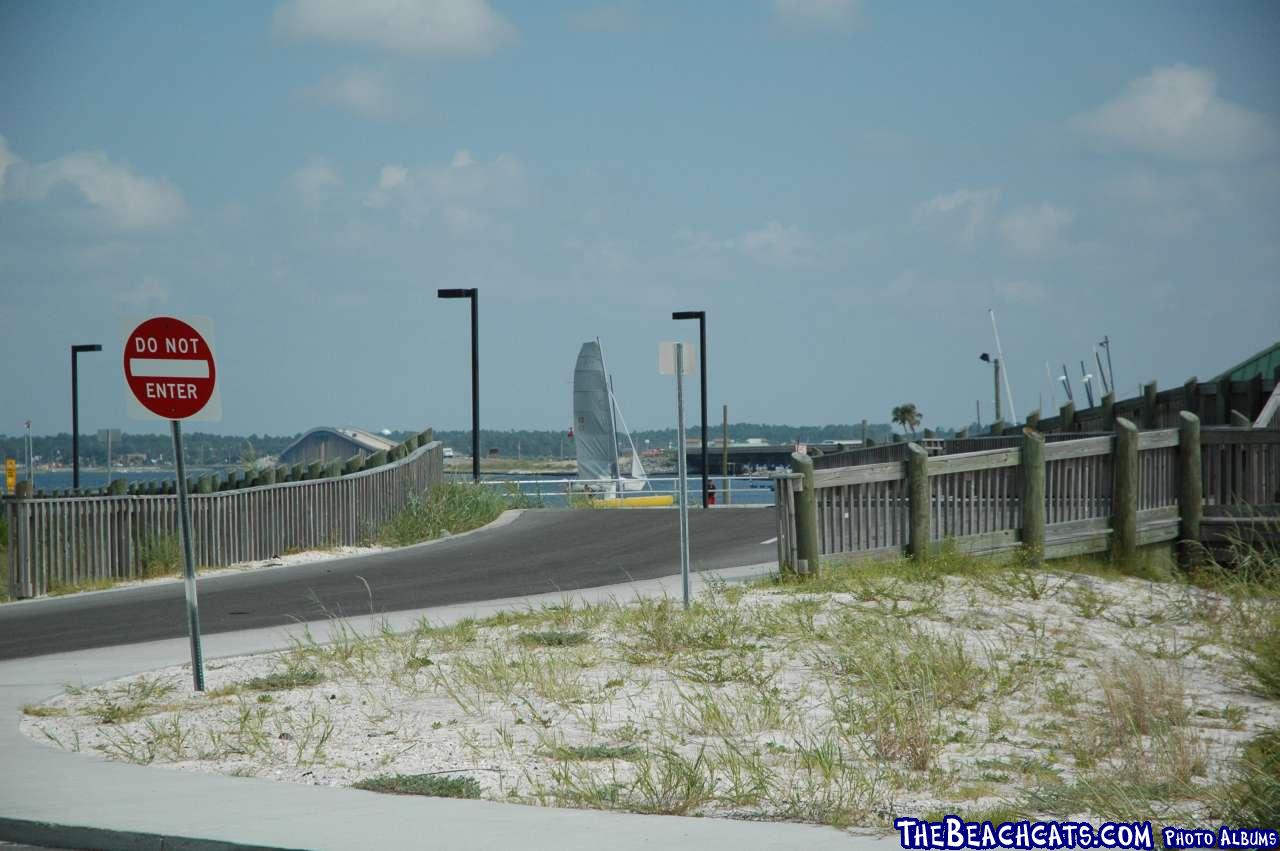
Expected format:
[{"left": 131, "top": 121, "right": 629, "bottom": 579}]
[{"left": 658, "top": 341, "right": 697, "bottom": 375}]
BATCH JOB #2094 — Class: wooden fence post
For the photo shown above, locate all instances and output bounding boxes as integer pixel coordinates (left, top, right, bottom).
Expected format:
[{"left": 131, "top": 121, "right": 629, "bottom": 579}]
[
  {"left": 1025, "top": 411, "right": 1040, "bottom": 431},
  {"left": 1112, "top": 417, "right": 1138, "bottom": 563},
  {"left": 1021, "top": 428, "right": 1045, "bottom": 563},
  {"left": 789, "top": 452, "right": 819, "bottom": 576},
  {"left": 1182, "top": 377, "right": 1200, "bottom": 418},
  {"left": 1142, "top": 381, "right": 1159, "bottom": 429},
  {"left": 907, "top": 443, "right": 930, "bottom": 560},
  {"left": 1247, "top": 374, "right": 1264, "bottom": 419},
  {"left": 1177, "top": 412, "right": 1201, "bottom": 565},
  {"left": 1059, "top": 401, "right": 1075, "bottom": 432},
  {"left": 1215, "top": 376, "right": 1231, "bottom": 424},
  {"left": 989, "top": 420, "right": 1005, "bottom": 436},
  {"left": 1100, "top": 392, "right": 1115, "bottom": 431}
]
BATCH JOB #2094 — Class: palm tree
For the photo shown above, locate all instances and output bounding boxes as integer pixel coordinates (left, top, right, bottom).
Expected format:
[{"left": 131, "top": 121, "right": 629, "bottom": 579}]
[{"left": 891, "top": 403, "right": 922, "bottom": 438}]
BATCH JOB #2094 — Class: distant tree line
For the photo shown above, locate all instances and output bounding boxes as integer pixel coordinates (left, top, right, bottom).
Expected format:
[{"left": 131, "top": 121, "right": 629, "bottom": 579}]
[
  {"left": 2, "top": 417, "right": 973, "bottom": 468},
  {"left": 429, "top": 422, "right": 938, "bottom": 459},
  {"left": 0, "top": 432, "right": 299, "bottom": 467}
]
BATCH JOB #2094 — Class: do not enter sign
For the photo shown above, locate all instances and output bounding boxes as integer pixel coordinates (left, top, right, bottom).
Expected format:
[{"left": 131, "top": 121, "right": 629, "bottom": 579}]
[{"left": 124, "top": 316, "right": 218, "bottom": 420}]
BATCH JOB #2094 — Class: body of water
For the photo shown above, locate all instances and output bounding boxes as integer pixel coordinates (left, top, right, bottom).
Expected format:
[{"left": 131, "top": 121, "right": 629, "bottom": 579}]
[
  {"left": 453, "top": 473, "right": 777, "bottom": 507},
  {"left": 17, "top": 468, "right": 221, "bottom": 494}
]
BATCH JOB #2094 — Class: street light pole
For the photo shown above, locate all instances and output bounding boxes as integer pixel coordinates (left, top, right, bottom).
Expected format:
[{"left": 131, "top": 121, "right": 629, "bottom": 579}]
[
  {"left": 673, "top": 310, "right": 708, "bottom": 508},
  {"left": 979, "top": 353, "right": 1001, "bottom": 424},
  {"left": 71, "top": 344, "right": 102, "bottom": 490},
  {"left": 25, "top": 419, "right": 33, "bottom": 486},
  {"left": 1099, "top": 335, "right": 1116, "bottom": 397},
  {"left": 438, "top": 289, "right": 480, "bottom": 482}
]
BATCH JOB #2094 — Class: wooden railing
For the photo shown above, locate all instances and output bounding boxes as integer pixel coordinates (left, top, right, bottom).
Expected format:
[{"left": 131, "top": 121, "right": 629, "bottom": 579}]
[
  {"left": 774, "top": 419, "right": 1280, "bottom": 569},
  {"left": 5, "top": 441, "right": 444, "bottom": 599}
]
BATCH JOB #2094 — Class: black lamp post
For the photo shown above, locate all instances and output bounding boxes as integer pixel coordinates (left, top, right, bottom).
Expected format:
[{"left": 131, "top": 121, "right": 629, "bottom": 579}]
[
  {"left": 672, "top": 310, "right": 708, "bottom": 508},
  {"left": 979, "top": 352, "right": 1001, "bottom": 424},
  {"left": 71, "top": 343, "right": 102, "bottom": 490},
  {"left": 437, "top": 289, "right": 480, "bottom": 482}
]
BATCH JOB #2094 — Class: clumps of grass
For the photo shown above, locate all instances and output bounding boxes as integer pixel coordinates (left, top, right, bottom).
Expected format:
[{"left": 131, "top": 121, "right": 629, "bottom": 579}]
[
  {"left": 612, "top": 597, "right": 750, "bottom": 664},
  {"left": 1097, "top": 660, "right": 1189, "bottom": 737},
  {"left": 243, "top": 666, "right": 323, "bottom": 692},
  {"left": 547, "top": 743, "right": 642, "bottom": 761},
  {"left": 353, "top": 773, "right": 481, "bottom": 799},
  {"left": 1237, "top": 606, "right": 1280, "bottom": 700},
  {"left": 517, "top": 630, "right": 590, "bottom": 648},
  {"left": 377, "top": 482, "right": 507, "bottom": 547},
  {"left": 137, "top": 534, "right": 181, "bottom": 579},
  {"left": 84, "top": 676, "right": 179, "bottom": 725},
  {"left": 627, "top": 747, "right": 718, "bottom": 815},
  {"left": 22, "top": 704, "right": 67, "bottom": 717},
  {"left": 1214, "top": 729, "right": 1280, "bottom": 826},
  {"left": 826, "top": 614, "right": 987, "bottom": 710}
]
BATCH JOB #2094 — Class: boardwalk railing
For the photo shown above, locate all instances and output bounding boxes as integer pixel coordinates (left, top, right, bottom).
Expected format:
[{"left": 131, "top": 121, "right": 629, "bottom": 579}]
[
  {"left": 774, "top": 418, "right": 1280, "bottom": 570},
  {"left": 5, "top": 440, "right": 444, "bottom": 599}
]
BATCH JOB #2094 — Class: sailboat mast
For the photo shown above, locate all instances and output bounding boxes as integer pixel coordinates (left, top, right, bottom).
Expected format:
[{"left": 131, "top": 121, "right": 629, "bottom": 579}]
[{"left": 597, "top": 338, "right": 623, "bottom": 492}]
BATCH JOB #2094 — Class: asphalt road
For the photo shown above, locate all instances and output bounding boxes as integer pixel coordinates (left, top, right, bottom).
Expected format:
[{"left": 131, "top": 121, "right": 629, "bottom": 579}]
[{"left": 0, "top": 508, "right": 777, "bottom": 661}]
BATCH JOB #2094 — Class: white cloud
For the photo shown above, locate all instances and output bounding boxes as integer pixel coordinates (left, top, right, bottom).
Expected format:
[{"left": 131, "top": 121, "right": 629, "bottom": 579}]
[
  {"left": 113, "top": 276, "right": 170, "bottom": 310},
  {"left": 0, "top": 136, "right": 17, "bottom": 189},
  {"left": 997, "top": 203, "right": 1075, "bottom": 256},
  {"left": 364, "top": 149, "right": 529, "bottom": 234},
  {"left": 677, "top": 221, "right": 821, "bottom": 270},
  {"left": 289, "top": 156, "right": 342, "bottom": 205},
  {"left": 312, "top": 67, "right": 407, "bottom": 119},
  {"left": 275, "top": 0, "right": 514, "bottom": 55},
  {"left": 915, "top": 187, "right": 1000, "bottom": 249},
  {"left": 1071, "top": 64, "right": 1277, "bottom": 162},
  {"left": 0, "top": 135, "right": 187, "bottom": 230},
  {"left": 739, "top": 221, "right": 819, "bottom": 268},
  {"left": 774, "top": 0, "right": 863, "bottom": 31}
]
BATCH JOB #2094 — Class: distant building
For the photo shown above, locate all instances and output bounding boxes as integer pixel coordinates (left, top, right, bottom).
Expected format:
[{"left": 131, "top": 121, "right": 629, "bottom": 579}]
[{"left": 276, "top": 427, "right": 397, "bottom": 467}]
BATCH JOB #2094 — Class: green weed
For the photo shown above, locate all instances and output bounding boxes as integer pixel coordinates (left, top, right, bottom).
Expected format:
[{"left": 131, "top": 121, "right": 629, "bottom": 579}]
[{"left": 353, "top": 773, "right": 482, "bottom": 799}]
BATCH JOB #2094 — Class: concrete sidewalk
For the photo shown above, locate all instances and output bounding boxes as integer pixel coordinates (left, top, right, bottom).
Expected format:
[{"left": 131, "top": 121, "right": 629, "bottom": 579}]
[{"left": 0, "top": 563, "right": 901, "bottom": 851}]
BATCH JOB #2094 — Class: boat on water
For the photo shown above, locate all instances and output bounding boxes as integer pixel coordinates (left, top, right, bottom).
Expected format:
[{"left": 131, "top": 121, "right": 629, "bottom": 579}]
[{"left": 572, "top": 340, "right": 672, "bottom": 507}]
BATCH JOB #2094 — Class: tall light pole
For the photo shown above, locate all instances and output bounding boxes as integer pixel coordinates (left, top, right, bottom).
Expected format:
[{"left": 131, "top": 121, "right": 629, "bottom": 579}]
[
  {"left": 673, "top": 310, "right": 708, "bottom": 508},
  {"left": 71, "top": 343, "right": 102, "bottom": 490},
  {"left": 1098, "top": 335, "right": 1116, "bottom": 397},
  {"left": 437, "top": 289, "right": 479, "bottom": 482},
  {"left": 979, "top": 352, "right": 1001, "bottom": 423},
  {"left": 24, "top": 419, "right": 33, "bottom": 486}
]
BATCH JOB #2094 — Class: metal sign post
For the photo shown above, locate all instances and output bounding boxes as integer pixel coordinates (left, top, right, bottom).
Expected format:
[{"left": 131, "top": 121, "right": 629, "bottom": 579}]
[
  {"left": 170, "top": 419, "right": 205, "bottom": 691},
  {"left": 661, "top": 341, "right": 693, "bottom": 609},
  {"left": 124, "top": 315, "right": 220, "bottom": 692}
]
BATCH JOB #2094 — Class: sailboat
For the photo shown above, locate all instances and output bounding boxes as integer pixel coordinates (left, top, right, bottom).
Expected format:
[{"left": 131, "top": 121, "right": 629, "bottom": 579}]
[{"left": 572, "top": 340, "right": 671, "bottom": 507}]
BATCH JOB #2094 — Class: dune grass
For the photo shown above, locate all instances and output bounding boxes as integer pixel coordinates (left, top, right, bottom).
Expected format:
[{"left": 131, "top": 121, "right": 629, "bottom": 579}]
[{"left": 28, "top": 541, "right": 1280, "bottom": 832}]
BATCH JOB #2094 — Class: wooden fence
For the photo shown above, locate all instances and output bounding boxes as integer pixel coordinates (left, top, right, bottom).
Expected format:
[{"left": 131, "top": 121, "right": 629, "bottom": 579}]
[
  {"left": 5, "top": 441, "right": 444, "bottom": 599},
  {"left": 774, "top": 417, "right": 1280, "bottom": 570}
]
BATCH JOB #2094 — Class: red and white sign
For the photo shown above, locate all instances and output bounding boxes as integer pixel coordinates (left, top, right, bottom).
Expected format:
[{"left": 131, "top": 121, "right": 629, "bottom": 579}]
[{"left": 124, "top": 316, "right": 217, "bottom": 420}]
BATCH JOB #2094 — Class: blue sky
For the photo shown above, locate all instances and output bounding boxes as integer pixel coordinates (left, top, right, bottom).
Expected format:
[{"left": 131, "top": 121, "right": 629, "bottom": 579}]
[{"left": 2, "top": 0, "right": 1278, "bottom": 436}]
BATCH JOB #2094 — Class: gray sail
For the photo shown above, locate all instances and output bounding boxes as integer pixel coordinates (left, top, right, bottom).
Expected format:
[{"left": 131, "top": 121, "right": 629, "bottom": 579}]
[{"left": 573, "top": 341, "right": 617, "bottom": 481}]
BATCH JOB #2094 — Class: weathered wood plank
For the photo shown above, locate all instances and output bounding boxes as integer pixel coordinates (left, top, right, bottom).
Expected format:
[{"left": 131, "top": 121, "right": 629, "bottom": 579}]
[
  {"left": 813, "top": 462, "right": 904, "bottom": 488},
  {"left": 1201, "top": 428, "right": 1280, "bottom": 445},
  {"left": 926, "top": 448, "right": 1021, "bottom": 476},
  {"left": 1044, "top": 436, "right": 1113, "bottom": 461},
  {"left": 1137, "top": 429, "right": 1179, "bottom": 450}
]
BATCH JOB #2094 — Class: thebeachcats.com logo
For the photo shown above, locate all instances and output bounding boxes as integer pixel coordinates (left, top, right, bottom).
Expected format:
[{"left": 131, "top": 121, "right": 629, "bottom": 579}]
[
  {"left": 893, "top": 816, "right": 1155, "bottom": 850},
  {"left": 895, "top": 817, "right": 1280, "bottom": 851}
]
